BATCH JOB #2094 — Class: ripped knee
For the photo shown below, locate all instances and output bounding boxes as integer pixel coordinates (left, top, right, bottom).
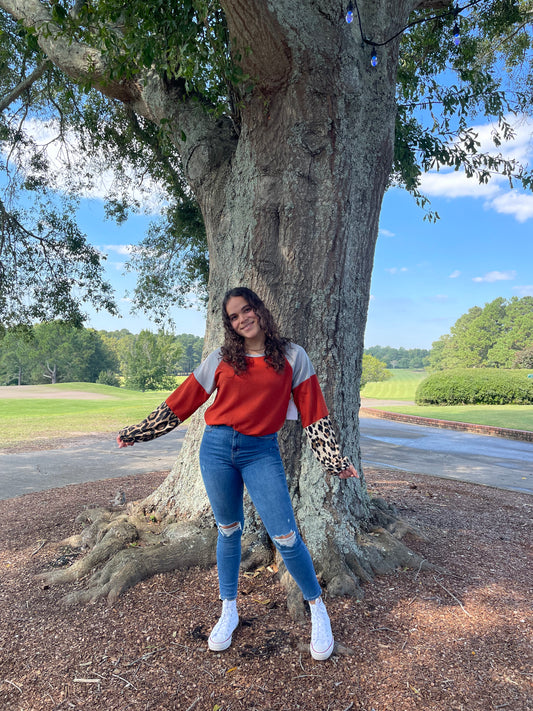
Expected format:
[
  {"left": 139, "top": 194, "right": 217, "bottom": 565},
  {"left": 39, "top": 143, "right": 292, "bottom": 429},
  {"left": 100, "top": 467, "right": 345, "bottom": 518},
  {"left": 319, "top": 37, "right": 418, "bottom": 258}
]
[
  {"left": 218, "top": 521, "right": 242, "bottom": 537},
  {"left": 273, "top": 530, "right": 297, "bottom": 549}
]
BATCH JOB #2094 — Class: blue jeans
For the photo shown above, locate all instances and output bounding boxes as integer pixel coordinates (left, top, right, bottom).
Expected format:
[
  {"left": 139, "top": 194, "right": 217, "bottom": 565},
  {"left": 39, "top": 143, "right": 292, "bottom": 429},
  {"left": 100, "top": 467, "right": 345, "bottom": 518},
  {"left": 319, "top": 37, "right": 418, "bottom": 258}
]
[{"left": 199, "top": 425, "right": 322, "bottom": 602}]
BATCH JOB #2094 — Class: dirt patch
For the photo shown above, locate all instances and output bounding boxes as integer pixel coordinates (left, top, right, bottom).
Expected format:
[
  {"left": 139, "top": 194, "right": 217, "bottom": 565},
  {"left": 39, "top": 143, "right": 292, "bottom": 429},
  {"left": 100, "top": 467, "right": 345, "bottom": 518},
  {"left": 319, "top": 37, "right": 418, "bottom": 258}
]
[
  {"left": 0, "top": 385, "right": 117, "bottom": 400},
  {"left": 1, "top": 432, "right": 117, "bottom": 454},
  {"left": 361, "top": 397, "right": 415, "bottom": 407},
  {"left": 0, "top": 467, "right": 531, "bottom": 711}
]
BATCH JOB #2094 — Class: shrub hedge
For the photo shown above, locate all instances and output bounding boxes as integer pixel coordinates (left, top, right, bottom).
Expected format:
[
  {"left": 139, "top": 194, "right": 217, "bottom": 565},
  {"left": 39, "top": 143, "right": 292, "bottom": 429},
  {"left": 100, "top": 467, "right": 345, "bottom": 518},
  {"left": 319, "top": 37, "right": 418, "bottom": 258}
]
[{"left": 415, "top": 369, "right": 533, "bottom": 405}]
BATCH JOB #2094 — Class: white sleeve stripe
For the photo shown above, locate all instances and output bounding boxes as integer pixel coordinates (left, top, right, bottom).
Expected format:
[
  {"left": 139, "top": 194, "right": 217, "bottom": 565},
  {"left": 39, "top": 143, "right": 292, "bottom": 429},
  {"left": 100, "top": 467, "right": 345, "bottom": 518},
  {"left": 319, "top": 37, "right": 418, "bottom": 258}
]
[
  {"left": 285, "top": 343, "right": 316, "bottom": 389},
  {"left": 192, "top": 348, "right": 223, "bottom": 395}
]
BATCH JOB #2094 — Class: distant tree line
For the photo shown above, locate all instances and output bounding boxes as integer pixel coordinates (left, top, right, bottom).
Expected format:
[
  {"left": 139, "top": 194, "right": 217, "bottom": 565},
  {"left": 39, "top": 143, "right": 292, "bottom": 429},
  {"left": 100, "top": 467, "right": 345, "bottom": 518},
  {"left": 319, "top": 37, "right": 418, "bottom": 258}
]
[
  {"left": 364, "top": 346, "right": 430, "bottom": 369},
  {"left": 0, "top": 323, "right": 204, "bottom": 390},
  {"left": 429, "top": 297, "right": 533, "bottom": 371},
  {"left": 360, "top": 354, "right": 392, "bottom": 389}
]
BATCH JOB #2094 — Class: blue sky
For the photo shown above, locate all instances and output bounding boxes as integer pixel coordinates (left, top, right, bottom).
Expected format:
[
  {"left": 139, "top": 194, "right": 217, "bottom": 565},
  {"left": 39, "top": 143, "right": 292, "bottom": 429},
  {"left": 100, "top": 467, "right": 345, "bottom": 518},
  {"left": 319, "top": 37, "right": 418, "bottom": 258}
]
[
  {"left": 82, "top": 114, "right": 533, "bottom": 350},
  {"left": 369, "top": 115, "right": 533, "bottom": 348},
  {"left": 77, "top": 204, "right": 208, "bottom": 337},
  {"left": 369, "top": 184, "right": 533, "bottom": 349}
]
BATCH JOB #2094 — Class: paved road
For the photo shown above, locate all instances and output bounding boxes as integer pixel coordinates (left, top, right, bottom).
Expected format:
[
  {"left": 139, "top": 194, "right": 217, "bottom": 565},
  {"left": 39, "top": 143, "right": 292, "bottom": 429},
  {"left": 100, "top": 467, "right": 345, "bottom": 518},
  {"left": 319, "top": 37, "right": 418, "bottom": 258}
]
[
  {"left": 360, "top": 417, "right": 533, "bottom": 494},
  {"left": 0, "top": 429, "right": 186, "bottom": 500},
  {"left": 1, "top": 419, "right": 532, "bottom": 500}
]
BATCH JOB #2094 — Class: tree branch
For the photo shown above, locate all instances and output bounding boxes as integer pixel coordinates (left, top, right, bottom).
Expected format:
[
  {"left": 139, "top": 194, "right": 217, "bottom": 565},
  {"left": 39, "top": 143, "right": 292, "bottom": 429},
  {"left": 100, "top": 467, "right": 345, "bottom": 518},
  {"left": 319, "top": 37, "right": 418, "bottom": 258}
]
[
  {"left": 123, "top": 107, "right": 185, "bottom": 197},
  {"left": 220, "top": 0, "right": 291, "bottom": 87},
  {"left": 0, "top": 0, "right": 141, "bottom": 103},
  {"left": 415, "top": 0, "right": 451, "bottom": 8},
  {"left": 0, "top": 0, "right": 238, "bottom": 190},
  {"left": 0, "top": 59, "right": 51, "bottom": 113}
]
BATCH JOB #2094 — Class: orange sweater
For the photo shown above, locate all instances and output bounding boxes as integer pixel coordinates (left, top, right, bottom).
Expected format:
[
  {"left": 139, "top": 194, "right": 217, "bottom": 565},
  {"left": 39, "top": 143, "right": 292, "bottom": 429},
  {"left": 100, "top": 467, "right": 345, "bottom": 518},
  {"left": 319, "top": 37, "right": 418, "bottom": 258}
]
[{"left": 166, "top": 344, "right": 328, "bottom": 436}]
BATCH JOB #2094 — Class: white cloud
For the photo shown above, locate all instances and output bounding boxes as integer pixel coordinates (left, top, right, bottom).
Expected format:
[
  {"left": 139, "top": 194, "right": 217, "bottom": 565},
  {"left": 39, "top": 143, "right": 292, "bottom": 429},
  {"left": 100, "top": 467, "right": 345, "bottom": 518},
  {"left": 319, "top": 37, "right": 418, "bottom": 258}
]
[
  {"left": 513, "top": 285, "right": 533, "bottom": 296},
  {"left": 385, "top": 267, "right": 408, "bottom": 274},
  {"left": 489, "top": 191, "right": 533, "bottom": 223},
  {"left": 2, "top": 117, "right": 168, "bottom": 214},
  {"left": 449, "top": 270, "right": 461, "bottom": 279},
  {"left": 472, "top": 270, "right": 516, "bottom": 283},
  {"left": 418, "top": 114, "right": 533, "bottom": 223},
  {"left": 469, "top": 116, "right": 533, "bottom": 164},
  {"left": 420, "top": 169, "right": 501, "bottom": 199},
  {"left": 104, "top": 244, "right": 133, "bottom": 256},
  {"left": 379, "top": 228, "right": 395, "bottom": 237}
]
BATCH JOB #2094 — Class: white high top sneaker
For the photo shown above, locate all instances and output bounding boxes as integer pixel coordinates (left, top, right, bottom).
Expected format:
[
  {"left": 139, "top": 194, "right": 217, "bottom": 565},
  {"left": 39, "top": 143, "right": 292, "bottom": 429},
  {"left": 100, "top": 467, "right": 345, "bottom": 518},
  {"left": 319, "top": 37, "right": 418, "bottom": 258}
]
[
  {"left": 208, "top": 599, "right": 239, "bottom": 651},
  {"left": 309, "top": 597, "right": 334, "bottom": 660}
]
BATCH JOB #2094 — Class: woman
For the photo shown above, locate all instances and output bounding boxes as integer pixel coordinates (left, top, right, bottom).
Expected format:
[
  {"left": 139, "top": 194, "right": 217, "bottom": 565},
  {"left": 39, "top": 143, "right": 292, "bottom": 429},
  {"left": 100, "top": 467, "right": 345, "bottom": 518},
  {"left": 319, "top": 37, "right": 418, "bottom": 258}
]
[{"left": 117, "top": 287, "right": 358, "bottom": 661}]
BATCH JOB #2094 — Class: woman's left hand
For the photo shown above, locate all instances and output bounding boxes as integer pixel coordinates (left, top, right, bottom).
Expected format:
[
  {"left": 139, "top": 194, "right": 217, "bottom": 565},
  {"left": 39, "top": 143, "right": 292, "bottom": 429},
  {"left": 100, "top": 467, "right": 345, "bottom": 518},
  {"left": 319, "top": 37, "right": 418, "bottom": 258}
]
[
  {"left": 117, "top": 435, "right": 134, "bottom": 448},
  {"left": 338, "top": 464, "right": 359, "bottom": 479}
]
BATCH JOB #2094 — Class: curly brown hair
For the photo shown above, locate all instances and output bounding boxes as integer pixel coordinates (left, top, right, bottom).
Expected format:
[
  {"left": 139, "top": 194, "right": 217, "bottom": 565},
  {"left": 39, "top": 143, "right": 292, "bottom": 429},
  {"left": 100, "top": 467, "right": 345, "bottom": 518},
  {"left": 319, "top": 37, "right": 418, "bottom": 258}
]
[{"left": 221, "top": 287, "right": 290, "bottom": 374}]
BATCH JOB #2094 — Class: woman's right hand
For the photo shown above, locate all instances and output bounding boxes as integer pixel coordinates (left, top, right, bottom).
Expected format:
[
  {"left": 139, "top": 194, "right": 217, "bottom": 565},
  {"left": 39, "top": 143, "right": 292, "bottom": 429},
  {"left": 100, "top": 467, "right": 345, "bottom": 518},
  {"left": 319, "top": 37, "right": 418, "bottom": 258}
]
[{"left": 117, "top": 435, "right": 134, "bottom": 448}]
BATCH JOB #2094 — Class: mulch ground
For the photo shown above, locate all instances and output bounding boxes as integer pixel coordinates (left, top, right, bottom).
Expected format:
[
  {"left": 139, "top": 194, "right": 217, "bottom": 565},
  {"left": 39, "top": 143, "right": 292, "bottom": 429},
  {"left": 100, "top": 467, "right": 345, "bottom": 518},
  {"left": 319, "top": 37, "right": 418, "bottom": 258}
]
[{"left": 0, "top": 466, "right": 531, "bottom": 711}]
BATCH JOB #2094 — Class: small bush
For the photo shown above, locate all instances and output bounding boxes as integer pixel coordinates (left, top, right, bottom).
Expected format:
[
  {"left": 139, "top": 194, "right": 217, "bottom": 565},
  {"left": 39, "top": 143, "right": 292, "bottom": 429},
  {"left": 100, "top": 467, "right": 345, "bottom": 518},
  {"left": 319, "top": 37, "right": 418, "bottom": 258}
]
[
  {"left": 96, "top": 370, "right": 121, "bottom": 387},
  {"left": 415, "top": 369, "right": 533, "bottom": 405}
]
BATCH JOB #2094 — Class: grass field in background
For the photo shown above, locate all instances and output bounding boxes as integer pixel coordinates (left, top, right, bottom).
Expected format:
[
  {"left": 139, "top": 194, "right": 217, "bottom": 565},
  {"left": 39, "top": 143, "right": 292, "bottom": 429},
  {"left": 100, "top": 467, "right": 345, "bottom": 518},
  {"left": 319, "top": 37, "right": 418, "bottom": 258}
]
[
  {"left": 375, "top": 404, "right": 533, "bottom": 431},
  {"left": 360, "top": 369, "right": 533, "bottom": 432},
  {"left": 3, "top": 371, "right": 533, "bottom": 447},
  {"left": 0, "top": 382, "right": 184, "bottom": 447},
  {"left": 361, "top": 369, "right": 426, "bottom": 401}
]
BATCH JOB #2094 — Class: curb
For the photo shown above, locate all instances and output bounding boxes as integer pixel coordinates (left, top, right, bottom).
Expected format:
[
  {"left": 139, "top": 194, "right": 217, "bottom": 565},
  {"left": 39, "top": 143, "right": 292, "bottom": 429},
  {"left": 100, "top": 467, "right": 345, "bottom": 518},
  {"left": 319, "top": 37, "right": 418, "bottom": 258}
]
[{"left": 359, "top": 407, "right": 533, "bottom": 443}]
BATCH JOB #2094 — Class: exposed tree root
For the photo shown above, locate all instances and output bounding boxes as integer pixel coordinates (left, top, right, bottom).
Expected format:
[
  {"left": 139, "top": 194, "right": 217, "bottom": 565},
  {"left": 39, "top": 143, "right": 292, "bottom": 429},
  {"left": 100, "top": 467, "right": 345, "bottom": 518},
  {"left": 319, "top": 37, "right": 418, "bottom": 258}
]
[
  {"left": 41, "top": 508, "right": 217, "bottom": 605},
  {"left": 40, "top": 493, "right": 434, "bottom": 611}
]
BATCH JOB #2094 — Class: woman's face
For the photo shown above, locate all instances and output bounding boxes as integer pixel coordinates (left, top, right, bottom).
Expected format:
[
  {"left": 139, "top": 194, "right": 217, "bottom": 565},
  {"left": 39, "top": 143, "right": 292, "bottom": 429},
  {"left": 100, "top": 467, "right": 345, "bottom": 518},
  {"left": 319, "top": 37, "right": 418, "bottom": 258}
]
[{"left": 226, "top": 296, "right": 264, "bottom": 343}]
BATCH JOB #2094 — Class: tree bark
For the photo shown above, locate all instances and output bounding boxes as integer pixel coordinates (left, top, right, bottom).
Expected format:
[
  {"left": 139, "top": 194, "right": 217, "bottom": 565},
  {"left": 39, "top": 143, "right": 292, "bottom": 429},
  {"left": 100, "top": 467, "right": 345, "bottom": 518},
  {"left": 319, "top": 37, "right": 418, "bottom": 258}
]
[{"left": 43, "top": 362, "right": 57, "bottom": 384}]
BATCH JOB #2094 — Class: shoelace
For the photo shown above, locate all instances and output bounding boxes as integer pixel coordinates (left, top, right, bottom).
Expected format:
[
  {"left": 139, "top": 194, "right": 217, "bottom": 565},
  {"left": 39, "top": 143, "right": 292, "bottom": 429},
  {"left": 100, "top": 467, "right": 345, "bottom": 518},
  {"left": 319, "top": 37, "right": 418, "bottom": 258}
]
[
  {"left": 311, "top": 604, "right": 330, "bottom": 640},
  {"left": 213, "top": 605, "right": 237, "bottom": 636}
]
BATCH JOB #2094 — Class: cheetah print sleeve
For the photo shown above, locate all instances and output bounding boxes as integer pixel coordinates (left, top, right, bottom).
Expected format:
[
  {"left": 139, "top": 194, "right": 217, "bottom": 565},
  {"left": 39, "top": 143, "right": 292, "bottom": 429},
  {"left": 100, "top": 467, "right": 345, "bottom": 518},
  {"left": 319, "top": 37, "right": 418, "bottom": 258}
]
[
  {"left": 118, "top": 402, "right": 181, "bottom": 444},
  {"left": 304, "top": 415, "right": 352, "bottom": 476}
]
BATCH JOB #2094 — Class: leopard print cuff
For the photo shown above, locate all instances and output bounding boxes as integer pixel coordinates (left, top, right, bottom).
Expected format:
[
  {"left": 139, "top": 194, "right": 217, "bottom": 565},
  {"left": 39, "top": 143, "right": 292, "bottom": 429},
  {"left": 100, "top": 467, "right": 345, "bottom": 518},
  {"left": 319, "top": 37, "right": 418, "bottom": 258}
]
[
  {"left": 304, "top": 415, "right": 352, "bottom": 476},
  {"left": 118, "top": 402, "right": 181, "bottom": 443}
]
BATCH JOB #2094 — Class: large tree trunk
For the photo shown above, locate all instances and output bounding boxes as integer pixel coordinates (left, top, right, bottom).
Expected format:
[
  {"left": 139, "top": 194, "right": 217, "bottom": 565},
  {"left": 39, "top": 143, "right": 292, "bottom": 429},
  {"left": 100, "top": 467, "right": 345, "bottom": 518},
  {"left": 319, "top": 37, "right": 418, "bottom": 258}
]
[
  {"left": 9, "top": 0, "right": 433, "bottom": 606},
  {"left": 143, "top": 2, "right": 419, "bottom": 599}
]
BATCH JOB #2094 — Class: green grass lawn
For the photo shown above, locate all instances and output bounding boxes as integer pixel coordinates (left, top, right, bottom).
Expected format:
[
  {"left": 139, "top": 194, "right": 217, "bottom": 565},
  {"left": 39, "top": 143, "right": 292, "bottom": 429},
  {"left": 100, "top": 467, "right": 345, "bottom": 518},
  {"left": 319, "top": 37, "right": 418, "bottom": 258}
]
[
  {"left": 375, "top": 404, "right": 533, "bottom": 431},
  {"left": 361, "top": 369, "right": 533, "bottom": 432},
  {"left": 361, "top": 369, "right": 426, "bottom": 401},
  {"left": 4, "top": 372, "right": 532, "bottom": 447},
  {"left": 0, "top": 382, "right": 183, "bottom": 446}
]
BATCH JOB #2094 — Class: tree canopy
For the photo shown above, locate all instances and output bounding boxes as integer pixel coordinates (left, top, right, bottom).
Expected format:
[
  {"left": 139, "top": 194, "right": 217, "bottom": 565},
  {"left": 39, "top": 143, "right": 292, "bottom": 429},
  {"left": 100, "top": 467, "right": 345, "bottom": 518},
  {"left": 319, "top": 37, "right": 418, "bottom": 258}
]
[
  {"left": 429, "top": 295, "right": 533, "bottom": 369},
  {"left": 360, "top": 353, "right": 392, "bottom": 388},
  {"left": 0, "top": 321, "right": 118, "bottom": 384},
  {"left": 122, "top": 329, "right": 182, "bottom": 391},
  {"left": 0, "top": 323, "right": 204, "bottom": 385},
  {"left": 1, "top": 0, "right": 532, "bottom": 328},
  {"left": 364, "top": 345, "right": 430, "bottom": 368}
]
